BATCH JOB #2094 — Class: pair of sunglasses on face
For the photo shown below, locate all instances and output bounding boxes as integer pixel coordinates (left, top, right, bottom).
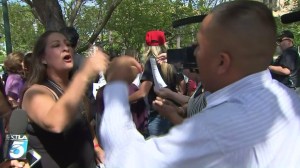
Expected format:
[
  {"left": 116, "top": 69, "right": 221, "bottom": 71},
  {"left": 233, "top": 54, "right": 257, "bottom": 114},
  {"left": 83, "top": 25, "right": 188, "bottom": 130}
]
[{"left": 276, "top": 38, "right": 292, "bottom": 44}]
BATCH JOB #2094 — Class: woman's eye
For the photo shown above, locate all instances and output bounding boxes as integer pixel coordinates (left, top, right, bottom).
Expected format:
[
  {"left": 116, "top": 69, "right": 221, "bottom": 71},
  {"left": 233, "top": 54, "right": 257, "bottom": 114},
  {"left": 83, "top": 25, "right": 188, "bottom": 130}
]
[{"left": 52, "top": 44, "right": 60, "bottom": 47}]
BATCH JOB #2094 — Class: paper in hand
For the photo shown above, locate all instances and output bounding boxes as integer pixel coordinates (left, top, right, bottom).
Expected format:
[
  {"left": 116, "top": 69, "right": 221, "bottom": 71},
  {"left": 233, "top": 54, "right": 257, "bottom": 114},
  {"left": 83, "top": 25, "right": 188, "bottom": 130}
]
[{"left": 149, "top": 57, "right": 167, "bottom": 91}]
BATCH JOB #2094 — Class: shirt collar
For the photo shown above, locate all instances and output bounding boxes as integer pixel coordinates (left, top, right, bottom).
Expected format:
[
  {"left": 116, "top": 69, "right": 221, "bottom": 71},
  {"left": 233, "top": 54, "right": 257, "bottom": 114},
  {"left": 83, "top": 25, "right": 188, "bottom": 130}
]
[{"left": 204, "top": 70, "right": 272, "bottom": 109}]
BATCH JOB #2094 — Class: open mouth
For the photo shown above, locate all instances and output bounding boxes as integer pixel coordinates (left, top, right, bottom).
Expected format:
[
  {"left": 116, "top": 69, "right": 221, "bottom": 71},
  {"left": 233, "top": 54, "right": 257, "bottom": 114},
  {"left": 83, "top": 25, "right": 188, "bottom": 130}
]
[{"left": 63, "top": 55, "right": 72, "bottom": 62}]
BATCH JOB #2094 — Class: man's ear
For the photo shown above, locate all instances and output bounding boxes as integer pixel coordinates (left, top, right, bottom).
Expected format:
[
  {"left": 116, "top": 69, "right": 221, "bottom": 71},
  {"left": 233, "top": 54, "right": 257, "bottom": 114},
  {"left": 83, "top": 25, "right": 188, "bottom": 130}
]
[{"left": 217, "top": 52, "right": 231, "bottom": 75}]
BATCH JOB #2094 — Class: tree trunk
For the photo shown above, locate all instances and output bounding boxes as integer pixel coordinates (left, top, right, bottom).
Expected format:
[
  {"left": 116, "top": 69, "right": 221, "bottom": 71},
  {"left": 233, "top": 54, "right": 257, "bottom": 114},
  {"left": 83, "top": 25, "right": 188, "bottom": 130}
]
[
  {"left": 23, "top": 0, "right": 66, "bottom": 31},
  {"left": 22, "top": 0, "right": 123, "bottom": 51}
]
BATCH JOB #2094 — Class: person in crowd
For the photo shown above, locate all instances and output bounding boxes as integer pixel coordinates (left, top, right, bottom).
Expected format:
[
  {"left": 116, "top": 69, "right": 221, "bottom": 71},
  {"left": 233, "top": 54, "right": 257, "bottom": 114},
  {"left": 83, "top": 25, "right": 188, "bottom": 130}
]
[
  {"left": 99, "top": 1, "right": 300, "bottom": 167},
  {"left": 21, "top": 31, "right": 108, "bottom": 168},
  {"left": 59, "top": 27, "right": 83, "bottom": 77},
  {"left": 23, "top": 52, "right": 33, "bottom": 80},
  {"left": 129, "top": 30, "right": 178, "bottom": 136},
  {"left": 0, "top": 77, "right": 10, "bottom": 162},
  {"left": 153, "top": 67, "right": 206, "bottom": 125},
  {"left": 269, "top": 30, "right": 300, "bottom": 92},
  {"left": 170, "top": 62, "right": 187, "bottom": 95},
  {"left": 0, "top": 78, "right": 30, "bottom": 168},
  {"left": 59, "top": 26, "right": 100, "bottom": 125},
  {"left": 95, "top": 55, "right": 147, "bottom": 136},
  {"left": 3, "top": 52, "right": 25, "bottom": 109}
]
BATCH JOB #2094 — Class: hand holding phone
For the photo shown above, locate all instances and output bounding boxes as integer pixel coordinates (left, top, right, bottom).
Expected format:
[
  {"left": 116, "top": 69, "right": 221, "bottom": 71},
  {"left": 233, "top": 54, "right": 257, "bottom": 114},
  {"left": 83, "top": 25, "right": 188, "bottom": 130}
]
[{"left": 26, "top": 149, "right": 41, "bottom": 167}]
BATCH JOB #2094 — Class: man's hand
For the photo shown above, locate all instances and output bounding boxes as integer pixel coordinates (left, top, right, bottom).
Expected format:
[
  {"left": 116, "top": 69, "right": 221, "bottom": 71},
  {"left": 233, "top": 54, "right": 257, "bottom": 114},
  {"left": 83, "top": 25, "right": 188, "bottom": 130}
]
[
  {"left": 94, "top": 145, "right": 105, "bottom": 164},
  {"left": 106, "top": 56, "right": 142, "bottom": 84},
  {"left": 0, "top": 160, "right": 30, "bottom": 168},
  {"left": 153, "top": 97, "right": 184, "bottom": 125}
]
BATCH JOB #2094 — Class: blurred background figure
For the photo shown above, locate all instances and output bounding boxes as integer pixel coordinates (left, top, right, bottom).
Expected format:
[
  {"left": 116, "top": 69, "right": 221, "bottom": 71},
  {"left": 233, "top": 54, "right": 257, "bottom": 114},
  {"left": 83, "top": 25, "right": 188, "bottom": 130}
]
[
  {"left": 3, "top": 52, "right": 25, "bottom": 109},
  {"left": 128, "top": 30, "right": 179, "bottom": 136},
  {"left": 153, "top": 63, "right": 206, "bottom": 125},
  {"left": 0, "top": 77, "right": 11, "bottom": 162},
  {"left": 269, "top": 30, "right": 300, "bottom": 94},
  {"left": 23, "top": 52, "right": 33, "bottom": 80},
  {"left": 59, "top": 26, "right": 100, "bottom": 132},
  {"left": 59, "top": 27, "right": 83, "bottom": 78}
]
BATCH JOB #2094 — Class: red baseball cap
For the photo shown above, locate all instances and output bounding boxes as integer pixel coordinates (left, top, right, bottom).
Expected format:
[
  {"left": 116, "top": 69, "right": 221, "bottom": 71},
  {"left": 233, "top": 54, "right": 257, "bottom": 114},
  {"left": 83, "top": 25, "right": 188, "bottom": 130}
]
[{"left": 145, "top": 30, "right": 166, "bottom": 46}]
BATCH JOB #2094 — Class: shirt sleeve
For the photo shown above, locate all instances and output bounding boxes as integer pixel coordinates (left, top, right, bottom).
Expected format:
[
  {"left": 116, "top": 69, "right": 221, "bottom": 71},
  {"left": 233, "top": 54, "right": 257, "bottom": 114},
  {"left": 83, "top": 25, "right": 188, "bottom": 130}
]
[
  {"left": 99, "top": 82, "right": 219, "bottom": 168},
  {"left": 5, "top": 75, "right": 23, "bottom": 101}
]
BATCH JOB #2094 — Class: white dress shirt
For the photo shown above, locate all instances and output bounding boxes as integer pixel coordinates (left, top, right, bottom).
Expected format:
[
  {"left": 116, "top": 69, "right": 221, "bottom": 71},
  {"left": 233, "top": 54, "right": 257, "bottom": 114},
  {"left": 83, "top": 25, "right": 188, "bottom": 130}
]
[{"left": 99, "top": 70, "right": 300, "bottom": 168}]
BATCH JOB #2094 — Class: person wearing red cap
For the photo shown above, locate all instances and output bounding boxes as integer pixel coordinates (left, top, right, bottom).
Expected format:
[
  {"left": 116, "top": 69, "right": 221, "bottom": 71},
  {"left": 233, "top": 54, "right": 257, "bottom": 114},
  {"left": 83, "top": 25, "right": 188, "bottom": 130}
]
[{"left": 128, "top": 30, "right": 179, "bottom": 136}]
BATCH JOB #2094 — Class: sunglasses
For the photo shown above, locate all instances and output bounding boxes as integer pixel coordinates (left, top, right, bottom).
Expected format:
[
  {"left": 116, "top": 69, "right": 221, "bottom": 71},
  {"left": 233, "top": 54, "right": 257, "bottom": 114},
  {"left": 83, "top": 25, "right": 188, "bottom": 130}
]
[{"left": 276, "top": 38, "right": 291, "bottom": 44}]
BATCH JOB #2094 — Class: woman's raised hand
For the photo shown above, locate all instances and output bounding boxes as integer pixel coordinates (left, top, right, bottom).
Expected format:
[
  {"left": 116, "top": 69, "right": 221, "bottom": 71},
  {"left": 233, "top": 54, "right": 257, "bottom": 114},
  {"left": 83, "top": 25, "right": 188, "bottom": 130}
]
[{"left": 82, "top": 46, "right": 109, "bottom": 80}]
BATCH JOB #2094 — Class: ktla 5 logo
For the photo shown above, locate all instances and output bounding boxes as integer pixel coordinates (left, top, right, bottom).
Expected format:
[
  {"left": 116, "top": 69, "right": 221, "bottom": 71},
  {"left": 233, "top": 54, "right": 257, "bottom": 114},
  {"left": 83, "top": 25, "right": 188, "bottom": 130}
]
[{"left": 9, "top": 140, "right": 28, "bottom": 159}]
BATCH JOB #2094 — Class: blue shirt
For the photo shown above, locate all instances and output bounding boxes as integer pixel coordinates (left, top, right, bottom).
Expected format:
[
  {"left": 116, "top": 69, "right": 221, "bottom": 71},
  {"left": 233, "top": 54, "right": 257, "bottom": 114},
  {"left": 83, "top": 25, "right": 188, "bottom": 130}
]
[{"left": 99, "top": 70, "right": 300, "bottom": 168}]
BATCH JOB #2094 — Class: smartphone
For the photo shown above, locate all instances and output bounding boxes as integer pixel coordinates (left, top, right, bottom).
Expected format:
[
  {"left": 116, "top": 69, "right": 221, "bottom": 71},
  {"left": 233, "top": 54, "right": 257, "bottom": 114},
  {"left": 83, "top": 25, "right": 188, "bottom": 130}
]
[{"left": 26, "top": 149, "right": 41, "bottom": 167}]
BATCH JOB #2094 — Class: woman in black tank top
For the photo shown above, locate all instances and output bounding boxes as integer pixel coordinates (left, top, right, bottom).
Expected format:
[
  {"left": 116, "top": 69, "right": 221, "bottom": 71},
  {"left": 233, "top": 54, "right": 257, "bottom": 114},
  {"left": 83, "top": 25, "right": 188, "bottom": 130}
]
[{"left": 21, "top": 31, "right": 108, "bottom": 168}]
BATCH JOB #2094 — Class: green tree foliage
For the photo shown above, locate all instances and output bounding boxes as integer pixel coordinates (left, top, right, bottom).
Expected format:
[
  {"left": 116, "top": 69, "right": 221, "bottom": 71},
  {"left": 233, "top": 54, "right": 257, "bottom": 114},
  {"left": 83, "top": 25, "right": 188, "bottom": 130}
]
[
  {"left": 0, "top": 2, "right": 44, "bottom": 62},
  {"left": 1, "top": 0, "right": 300, "bottom": 64},
  {"left": 7, "top": 3, "right": 44, "bottom": 52},
  {"left": 106, "top": 0, "right": 206, "bottom": 56}
]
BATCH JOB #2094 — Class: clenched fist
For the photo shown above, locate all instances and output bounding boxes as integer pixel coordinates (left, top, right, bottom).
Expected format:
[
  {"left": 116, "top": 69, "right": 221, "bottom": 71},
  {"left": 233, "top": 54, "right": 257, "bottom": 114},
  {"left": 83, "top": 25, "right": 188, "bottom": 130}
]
[{"left": 106, "top": 56, "right": 142, "bottom": 84}]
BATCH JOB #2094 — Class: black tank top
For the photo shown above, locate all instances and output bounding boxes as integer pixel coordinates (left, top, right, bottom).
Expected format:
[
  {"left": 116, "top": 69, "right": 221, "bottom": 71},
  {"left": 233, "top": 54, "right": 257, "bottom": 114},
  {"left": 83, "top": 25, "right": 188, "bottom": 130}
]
[{"left": 26, "top": 80, "right": 96, "bottom": 168}]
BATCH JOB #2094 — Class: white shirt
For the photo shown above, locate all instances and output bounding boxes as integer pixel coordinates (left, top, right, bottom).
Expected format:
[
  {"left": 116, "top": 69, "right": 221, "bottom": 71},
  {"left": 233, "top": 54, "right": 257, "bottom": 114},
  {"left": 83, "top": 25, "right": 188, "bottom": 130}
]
[{"left": 99, "top": 70, "right": 300, "bottom": 168}]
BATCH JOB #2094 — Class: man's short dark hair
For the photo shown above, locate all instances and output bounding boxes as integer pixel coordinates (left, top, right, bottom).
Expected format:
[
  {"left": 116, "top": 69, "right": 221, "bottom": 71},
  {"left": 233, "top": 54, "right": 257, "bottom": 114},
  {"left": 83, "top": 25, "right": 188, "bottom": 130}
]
[{"left": 59, "top": 27, "right": 79, "bottom": 48}]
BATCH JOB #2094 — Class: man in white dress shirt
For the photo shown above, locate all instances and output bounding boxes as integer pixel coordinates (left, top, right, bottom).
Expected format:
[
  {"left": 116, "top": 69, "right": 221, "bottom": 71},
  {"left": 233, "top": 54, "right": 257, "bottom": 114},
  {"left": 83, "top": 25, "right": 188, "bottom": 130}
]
[{"left": 99, "top": 1, "right": 300, "bottom": 168}]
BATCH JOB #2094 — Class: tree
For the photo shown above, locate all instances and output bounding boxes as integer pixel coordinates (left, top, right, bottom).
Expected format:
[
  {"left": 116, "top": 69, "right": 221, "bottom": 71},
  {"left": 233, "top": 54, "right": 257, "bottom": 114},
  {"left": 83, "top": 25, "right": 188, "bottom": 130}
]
[
  {"left": 21, "top": 0, "right": 123, "bottom": 52},
  {"left": 106, "top": 0, "right": 222, "bottom": 57},
  {"left": 0, "top": 2, "right": 43, "bottom": 61}
]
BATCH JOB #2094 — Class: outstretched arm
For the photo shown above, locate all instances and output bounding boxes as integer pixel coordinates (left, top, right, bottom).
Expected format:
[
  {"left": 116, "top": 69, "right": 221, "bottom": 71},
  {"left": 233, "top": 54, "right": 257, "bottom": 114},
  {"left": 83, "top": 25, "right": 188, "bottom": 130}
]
[{"left": 128, "top": 81, "right": 152, "bottom": 103}]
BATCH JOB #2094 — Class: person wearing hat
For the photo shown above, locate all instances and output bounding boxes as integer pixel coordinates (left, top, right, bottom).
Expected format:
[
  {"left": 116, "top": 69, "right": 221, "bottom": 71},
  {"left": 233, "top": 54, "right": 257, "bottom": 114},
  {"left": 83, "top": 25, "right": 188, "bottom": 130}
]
[
  {"left": 269, "top": 30, "right": 300, "bottom": 90},
  {"left": 128, "top": 30, "right": 179, "bottom": 137}
]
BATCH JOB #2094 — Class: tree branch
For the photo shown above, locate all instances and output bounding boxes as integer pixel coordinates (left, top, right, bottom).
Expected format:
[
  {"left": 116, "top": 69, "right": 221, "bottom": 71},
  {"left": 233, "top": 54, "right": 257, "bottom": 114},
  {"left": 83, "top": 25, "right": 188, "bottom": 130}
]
[
  {"left": 68, "top": 0, "right": 84, "bottom": 26},
  {"left": 22, "top": 0, "right": 43, "bottom": 25},
  {"left": 77, "top": 0, "right": 123, "bottom": 52}
]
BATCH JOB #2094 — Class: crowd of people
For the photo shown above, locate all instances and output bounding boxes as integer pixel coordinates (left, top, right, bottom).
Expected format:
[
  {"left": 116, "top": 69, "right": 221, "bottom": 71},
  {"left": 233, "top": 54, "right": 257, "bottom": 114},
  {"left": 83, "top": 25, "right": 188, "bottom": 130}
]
[{"left": 1, "top": 0, "right": 300, "bottom": 168}]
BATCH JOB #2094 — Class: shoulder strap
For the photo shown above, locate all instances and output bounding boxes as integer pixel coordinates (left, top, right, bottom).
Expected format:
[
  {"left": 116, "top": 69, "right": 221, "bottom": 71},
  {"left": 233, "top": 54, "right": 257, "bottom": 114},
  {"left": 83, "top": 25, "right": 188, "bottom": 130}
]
[{"left": 42, "top": 81, "right": 63, "bottom": 98}]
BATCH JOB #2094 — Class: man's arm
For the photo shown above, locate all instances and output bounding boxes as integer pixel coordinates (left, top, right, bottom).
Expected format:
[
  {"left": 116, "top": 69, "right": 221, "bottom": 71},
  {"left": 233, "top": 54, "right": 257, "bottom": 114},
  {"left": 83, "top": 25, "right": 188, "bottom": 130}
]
[
  {"left": 269, "top": 65, "right": 291, "bottom": 75},
  {"left": 128, "top": 80, "right": 152, "bottom": 103},
  {"left": 269, "top": 49, "right": 299, "bottom": 75},
  {"left": 155, "top": 87, "right": 189, "bottom": 105},
  {"left": 99, "top": 56, "right": 218, "bottom": 168},
  {"left": 99, "top": 82, "right": 217, "bottom": 168}
]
